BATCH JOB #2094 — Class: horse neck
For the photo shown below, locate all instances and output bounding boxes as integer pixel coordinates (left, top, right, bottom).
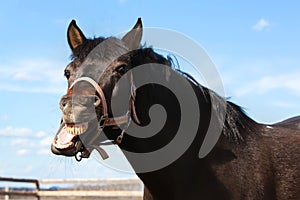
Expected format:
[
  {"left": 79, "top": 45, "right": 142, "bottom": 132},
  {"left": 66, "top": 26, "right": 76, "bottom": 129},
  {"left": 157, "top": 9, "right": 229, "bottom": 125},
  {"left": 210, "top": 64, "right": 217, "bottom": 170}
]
[
  {"left": 119, "top": 83, "right": 228, "bottom": 196},
  {"left": 118, "top": 82, "right": 260, "bottom": 197},
  {"left": 121, "top": 82, "right": 213, "bottom": 153}
]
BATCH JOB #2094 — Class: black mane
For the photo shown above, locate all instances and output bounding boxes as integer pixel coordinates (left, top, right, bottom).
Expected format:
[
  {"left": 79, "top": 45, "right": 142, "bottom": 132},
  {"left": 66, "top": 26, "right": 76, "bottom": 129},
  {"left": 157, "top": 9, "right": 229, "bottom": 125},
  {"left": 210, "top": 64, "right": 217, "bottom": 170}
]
[
  {"left": 73, "top": 36, "right": 256, "bottom": 144},
  {"left": 137, "top": 47, "right": 257, "bottom": 143}
]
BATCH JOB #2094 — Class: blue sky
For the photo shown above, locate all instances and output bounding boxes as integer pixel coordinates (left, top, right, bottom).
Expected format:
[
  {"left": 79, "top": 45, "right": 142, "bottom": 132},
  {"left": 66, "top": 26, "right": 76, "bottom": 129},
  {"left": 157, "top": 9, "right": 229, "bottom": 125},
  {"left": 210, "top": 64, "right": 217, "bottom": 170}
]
[{"left": 1, "top": 0, "right": 300, "bottom": 180}]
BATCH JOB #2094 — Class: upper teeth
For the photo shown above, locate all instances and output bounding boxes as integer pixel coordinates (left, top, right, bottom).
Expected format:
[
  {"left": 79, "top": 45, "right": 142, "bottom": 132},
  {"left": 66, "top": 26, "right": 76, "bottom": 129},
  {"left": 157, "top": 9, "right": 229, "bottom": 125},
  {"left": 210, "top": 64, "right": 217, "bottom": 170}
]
[{"left": 65, "top": 122, "right": 88, "bottom": 135}]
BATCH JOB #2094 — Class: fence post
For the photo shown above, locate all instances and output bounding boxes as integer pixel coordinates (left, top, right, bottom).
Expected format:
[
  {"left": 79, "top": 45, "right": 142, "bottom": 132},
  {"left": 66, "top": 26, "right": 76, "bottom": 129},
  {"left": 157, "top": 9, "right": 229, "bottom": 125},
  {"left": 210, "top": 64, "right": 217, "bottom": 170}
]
[
  {"left": 4, "top": 183, "right": 9, "bottom": 200},
  {"left": 35, "top": 180, "right": 40, "bottom": 200}
]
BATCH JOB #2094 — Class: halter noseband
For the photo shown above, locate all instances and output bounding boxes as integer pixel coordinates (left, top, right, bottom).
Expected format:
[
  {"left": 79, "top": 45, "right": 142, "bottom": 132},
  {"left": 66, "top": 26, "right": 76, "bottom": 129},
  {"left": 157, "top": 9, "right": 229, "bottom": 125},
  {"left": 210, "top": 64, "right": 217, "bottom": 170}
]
[
  {"left": 70, "top": 77, "right": 108, "bottom": 119},
  {"left": 69, "top": 76, "right": 140, "bottom": 161}
]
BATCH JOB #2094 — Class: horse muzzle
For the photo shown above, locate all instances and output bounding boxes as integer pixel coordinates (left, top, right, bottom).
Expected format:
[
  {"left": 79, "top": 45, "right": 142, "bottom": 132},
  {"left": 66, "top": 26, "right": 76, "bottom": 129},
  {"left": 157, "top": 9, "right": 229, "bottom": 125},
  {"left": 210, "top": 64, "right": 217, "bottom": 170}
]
[
  {"left": 51, "top": 120, "right": 98, "bottom": 157},
  {"left": 51, "top": 122, "right": 84, "bottom": 156}
]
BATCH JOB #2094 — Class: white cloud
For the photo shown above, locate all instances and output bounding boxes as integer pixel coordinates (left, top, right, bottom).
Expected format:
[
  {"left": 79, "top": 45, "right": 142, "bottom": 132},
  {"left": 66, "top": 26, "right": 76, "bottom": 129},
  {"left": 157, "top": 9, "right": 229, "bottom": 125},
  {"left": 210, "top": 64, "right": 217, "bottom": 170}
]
[
  {"left": 36, "top": 131, "right": 47, "bottom": 138},
  {"left": 0, "top": 59, "right": 67, "bottom": 94},
  {"left": 0, "top": 115, "right": 9, "bottom": 121},
  {"left": 1, "top": 59, "right": 64, "bottom": 82},
  {"left": 235, "top": 72, "right": 300, "bottom": 97},
  {"left": 1, "top": 126, "right": 54, "bottom": 156},
  {"left": 11, "top": 138, "right": 30, "bottom": 145},
  {"left": 17, "top": 149, "right": 29, "bottom": 156},
  {"left": 11, "top": 137, "right": 35, "bottom": 147},
  {"left": 0, "top": 84, "right": 65, "bottom": 94},
  {"left": 0, "top": 126, "right": 34, "bottom": 137},
  {"left": 272, "top": 101, "right": 299, "bottom": 108},
  {"left": 118, "top": 0, "right": 128, "bottom": 4},
  {"left": 39, "top": 136, "right": 53, "bottom": 147},
  {"left": 252, "top": 18, "right": 270, "bottom": 32}
]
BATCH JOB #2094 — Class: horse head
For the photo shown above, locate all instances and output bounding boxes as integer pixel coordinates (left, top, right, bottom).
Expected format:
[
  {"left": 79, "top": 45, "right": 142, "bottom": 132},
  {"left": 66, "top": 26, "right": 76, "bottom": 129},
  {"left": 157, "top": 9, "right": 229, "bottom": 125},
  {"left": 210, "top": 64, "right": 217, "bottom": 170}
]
[{"left": 51, "top": 19, "right": 144, "bottom": 159}]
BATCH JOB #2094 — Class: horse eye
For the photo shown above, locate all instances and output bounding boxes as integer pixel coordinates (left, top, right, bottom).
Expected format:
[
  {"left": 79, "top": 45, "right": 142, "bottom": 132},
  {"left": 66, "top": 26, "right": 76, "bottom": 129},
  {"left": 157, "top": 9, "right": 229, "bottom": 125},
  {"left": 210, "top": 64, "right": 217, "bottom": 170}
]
[
  {"left": 116, "top": 65, "right": 128, "bottom": 75},
  {"left": 64, "top": 70, "right": 71, "bottom": 79}
]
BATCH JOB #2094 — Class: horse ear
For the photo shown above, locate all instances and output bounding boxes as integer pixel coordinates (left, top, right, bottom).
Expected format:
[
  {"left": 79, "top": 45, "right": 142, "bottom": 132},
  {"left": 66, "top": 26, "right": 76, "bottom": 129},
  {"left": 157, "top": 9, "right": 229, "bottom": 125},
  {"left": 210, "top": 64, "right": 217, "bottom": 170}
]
[
  {"left": 67, "top": 20, "right": 87, "bottom": 51},
  {"left": 122, "top": 18, "right": 143, "bottom": 51}
]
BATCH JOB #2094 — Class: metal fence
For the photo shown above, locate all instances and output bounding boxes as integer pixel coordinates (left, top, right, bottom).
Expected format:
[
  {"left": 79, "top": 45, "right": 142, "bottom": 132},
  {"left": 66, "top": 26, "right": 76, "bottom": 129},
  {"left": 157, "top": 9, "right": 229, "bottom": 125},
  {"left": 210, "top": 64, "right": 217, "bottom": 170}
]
[
  {"left": 0, "top": 177, "right": 40, "bottom": 200},
  {"left": 0, "top": 177, "right": 143, "bottom": 200}
]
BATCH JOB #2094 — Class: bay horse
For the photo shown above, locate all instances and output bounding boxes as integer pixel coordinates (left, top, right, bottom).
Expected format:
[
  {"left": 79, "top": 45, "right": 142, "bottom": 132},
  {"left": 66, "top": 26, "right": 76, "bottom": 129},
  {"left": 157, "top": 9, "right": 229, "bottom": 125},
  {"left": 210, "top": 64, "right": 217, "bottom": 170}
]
[{"left": 51, "top": 18, "right": 300, "bottom": 199}]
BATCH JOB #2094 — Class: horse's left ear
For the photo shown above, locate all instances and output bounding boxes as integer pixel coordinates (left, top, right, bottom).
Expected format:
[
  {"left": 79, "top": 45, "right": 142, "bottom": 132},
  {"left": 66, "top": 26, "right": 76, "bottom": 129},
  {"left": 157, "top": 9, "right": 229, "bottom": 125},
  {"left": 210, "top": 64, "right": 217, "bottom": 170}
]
[
  {"left": 122, "top": 18, "right": 143, "bottom": 51},
  {"left": 67, "top": 20, "right": 87, "bottom": 51}
]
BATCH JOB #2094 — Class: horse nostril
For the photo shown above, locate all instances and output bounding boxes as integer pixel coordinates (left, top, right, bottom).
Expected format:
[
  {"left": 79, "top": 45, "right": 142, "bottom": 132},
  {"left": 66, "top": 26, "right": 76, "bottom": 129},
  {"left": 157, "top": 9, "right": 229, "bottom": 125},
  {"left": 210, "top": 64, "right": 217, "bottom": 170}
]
[{"left": 60, "top": 98, "right": 68, "bottom": 110}]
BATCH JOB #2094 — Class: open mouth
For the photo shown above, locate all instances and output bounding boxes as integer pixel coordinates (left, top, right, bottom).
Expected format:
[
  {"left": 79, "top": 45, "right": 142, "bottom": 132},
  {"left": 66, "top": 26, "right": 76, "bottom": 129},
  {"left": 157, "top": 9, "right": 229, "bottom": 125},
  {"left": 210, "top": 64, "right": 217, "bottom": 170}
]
[
  {"left": 51, "top": 120, "right": 99, "bottom": 157},
  {"left": 51, "top": 118, "right": 111, "bottom": 160},
  {"left": 52, "top": 122, "right": 88, "bottom": 150}
]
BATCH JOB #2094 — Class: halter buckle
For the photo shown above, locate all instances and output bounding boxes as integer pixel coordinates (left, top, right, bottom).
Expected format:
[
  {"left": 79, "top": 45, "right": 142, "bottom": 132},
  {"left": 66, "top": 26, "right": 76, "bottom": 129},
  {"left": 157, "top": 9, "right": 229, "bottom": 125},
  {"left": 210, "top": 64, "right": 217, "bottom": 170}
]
[
  {"left": 99, "top": 115, "right": 108, "bottom": 128},
  {"left": 113, "top": 115, "right": 131, "bottom": 145},
  {"left": 114, "top": 130, "right": 125, "bottom": 144}
]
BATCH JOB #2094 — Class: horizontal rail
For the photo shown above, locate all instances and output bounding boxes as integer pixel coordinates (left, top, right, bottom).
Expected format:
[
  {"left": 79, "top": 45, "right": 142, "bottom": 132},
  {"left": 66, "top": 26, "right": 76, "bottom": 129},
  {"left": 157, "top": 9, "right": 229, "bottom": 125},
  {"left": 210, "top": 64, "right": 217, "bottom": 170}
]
[
  {"left": 39, "top": 178, "right": 140, "bottom": 184},
  {"left": 0, "top": 177, "right": 39, "bottom": 187},
  {"left": 0, "top": 191, "right": 38, "bottom": 196},
  {"left": 38, "top": 190, "right": 143, "bottom": 197},
  {"left": 0, "top": 177, "right": 143, "bottom": 199}
]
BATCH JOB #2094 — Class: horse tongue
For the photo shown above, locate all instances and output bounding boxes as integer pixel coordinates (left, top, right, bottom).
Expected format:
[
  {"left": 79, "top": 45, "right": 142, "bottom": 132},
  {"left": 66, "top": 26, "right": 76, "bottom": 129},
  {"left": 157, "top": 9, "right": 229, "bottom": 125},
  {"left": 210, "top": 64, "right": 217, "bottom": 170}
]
[{"left": 56, "top": 126, "right": 76, "bottom": 145}]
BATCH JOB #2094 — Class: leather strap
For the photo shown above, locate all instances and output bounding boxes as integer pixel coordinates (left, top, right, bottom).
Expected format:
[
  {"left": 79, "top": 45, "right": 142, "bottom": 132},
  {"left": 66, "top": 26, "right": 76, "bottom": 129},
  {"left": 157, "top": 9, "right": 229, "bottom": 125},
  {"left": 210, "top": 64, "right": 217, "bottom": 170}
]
[
  {"left": 69, "top": 76, "right": 142, "bottom": 161},
  {"left": 69, "top": 76, "right": 140, "bottom": 127}
]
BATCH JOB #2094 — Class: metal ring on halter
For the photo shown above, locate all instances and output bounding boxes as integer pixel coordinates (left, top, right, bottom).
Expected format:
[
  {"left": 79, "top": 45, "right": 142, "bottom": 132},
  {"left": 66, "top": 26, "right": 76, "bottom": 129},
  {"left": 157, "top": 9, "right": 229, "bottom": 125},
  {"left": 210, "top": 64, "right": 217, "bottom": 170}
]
[{"left": 75, "top": 151, "right": 83, "bottom": 162}]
